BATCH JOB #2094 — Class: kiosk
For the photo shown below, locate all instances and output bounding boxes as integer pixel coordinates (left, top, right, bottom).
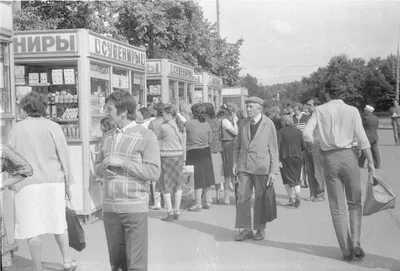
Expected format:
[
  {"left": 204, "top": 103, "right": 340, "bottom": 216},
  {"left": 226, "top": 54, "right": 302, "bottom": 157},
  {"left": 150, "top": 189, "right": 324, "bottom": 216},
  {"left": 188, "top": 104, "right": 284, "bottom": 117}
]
[
  {"left": 221, "top": 87, "right": 249, "bottom": 112},
  {"left": 146, "top": 59, "right": 195, "bottom": 106},
  {"left": 0, "top": 0, "right": 18, "bottom": 257},
  {"left": 194, "top": 72, "right": 223, "bottom": 107},
  {"left": 13, "top": 29, "right": 147, "bottom": 222}
]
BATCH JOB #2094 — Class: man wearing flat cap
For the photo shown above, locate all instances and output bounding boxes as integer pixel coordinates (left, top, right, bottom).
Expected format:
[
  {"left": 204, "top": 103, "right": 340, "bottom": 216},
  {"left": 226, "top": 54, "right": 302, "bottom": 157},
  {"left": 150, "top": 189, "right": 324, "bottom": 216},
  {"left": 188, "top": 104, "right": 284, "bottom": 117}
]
[
  {"left": 359, "top": 105, "right": 380, "bottom": 169},
  {"left": 233, "top": 96, "right": 279, "bottom": 241}
]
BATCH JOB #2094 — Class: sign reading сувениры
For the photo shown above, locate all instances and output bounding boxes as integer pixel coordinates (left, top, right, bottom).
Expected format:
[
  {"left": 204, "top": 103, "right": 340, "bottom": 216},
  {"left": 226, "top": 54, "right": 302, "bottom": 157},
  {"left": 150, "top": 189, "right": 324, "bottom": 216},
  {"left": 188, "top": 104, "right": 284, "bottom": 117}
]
[{"left": 89, "top": 34, "right": 146, "bottom": 68}]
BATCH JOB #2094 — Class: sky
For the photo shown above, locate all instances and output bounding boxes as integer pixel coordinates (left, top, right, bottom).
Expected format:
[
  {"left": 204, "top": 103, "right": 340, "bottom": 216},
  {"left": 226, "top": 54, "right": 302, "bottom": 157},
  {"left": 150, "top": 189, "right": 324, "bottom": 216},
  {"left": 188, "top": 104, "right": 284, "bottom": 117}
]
[{"left": 199, "top": 0, "right": 400, "bottom": 86}]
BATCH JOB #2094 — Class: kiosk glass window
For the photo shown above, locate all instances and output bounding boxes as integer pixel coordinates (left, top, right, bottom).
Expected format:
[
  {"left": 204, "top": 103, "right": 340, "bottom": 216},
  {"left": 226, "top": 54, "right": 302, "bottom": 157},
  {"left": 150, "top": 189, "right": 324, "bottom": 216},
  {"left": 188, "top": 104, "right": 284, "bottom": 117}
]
[
  {"left": 169, "top": 80, "right": 177, "bottom": 105},
  {"left": 90, "top": 62, "right": 110, "bottom": 140},
  {"left": 112, "top": 67, "right": 129, "bottom": 92},
  {"left": 132, "top": 72, "right": 144, "bottom": 106},
  {"left": 187, "top": 84, "right": 193, "bottom": 104},
  {"left": 147, "top": 79, "right": 161, "bottom": 106},
  {"left": 14, "top": 62, "right": 80, "bottom": 141},
  {"left": 0, "top": 43, "right": 11, "bottom": 114},
  {"left": 178, "top": 82, "right": 185, "bottom": 103}
]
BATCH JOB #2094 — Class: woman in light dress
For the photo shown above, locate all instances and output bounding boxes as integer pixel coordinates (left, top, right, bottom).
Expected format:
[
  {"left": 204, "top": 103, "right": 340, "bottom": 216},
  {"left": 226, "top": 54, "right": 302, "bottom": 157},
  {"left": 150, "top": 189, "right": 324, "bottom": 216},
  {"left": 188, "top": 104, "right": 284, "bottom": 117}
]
[{"left": 8, "top": 91, "right": 77, "bottom": 271}]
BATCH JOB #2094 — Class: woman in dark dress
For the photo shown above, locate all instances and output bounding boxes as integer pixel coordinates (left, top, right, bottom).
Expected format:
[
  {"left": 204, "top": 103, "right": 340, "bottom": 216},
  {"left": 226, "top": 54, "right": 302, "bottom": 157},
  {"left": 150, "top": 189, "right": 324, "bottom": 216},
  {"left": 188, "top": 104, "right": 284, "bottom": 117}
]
[
  {"left": 1, "top": 142, "right": 33, "bottom": 269},
  {"left": 185, "top": 103, "right": 215, "bottom": 211},
  {"left": 278, "top": 115, "right": 305, "bottom": 208}
]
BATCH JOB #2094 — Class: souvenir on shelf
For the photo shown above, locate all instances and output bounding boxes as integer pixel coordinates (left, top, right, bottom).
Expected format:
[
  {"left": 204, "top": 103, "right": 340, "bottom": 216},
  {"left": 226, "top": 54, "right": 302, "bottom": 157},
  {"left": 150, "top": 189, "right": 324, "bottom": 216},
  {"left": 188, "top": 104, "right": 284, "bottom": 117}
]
[
  {"left": 64, "top": 69, "right": 75, "bottom": 84},
  {"left": 52, "top": 69, "right": 63, "bottom": 85},
  {"left": 40, "top": 73, "right": 48, "bottom": 84},
  {"left": 28, "top": 73, "right": 39, "bottom": 84}
]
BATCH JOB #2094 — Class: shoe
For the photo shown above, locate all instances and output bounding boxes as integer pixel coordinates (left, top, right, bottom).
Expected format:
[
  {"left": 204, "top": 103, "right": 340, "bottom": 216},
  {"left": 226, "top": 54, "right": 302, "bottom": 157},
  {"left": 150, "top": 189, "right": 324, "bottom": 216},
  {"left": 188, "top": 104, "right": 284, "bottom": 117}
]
[
  {"left": 150, "top": 204, "right": 161, "bottom": 210},
  {"left": 286, "top": 199, "right": 294, "bottom": 206},
  {"left": 312, "top": 197, "right": 324, "bottom": 202},
  {"left": 305, "top": 197, "right": 315, "bottom": 201},
  {"left": 353, "top": 246, "right": 365, "bottom": 259},
  {"left": 343, "top": 254, "right": 354, "bottom": 262},
  {"left": 173, "top": 210, "right": 180, "bottom": 220},
  {"left": 202, "top": 203, "right": 211, "bottom": 209},
  {"left": 253, "top": 230, "right": 265, "bottom": 241},
  {"left": 188, "top": 204, "right": 202, "bottom": 211},
  {"left": 293, "top": 195, "right": 301, "bottom": 208},
  {"left": 63, "top": 260, "right": 77, "bottom": 271},
  {"left": 161, "top": 211, "right": 174, "bottom": 222},
  {"left": 234, "top": 229, "right": 254, "bottom": 241}
]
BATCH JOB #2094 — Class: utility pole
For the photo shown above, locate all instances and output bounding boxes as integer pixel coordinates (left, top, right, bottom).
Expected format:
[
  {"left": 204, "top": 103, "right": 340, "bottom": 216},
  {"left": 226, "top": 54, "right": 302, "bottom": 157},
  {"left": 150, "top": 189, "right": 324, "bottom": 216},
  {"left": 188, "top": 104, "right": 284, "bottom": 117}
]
[
  {"left": 217, "top": 0, "right": 220, "bottom": 38},
  {"left": 396, "top": 24, "right": 400, "bottom": 100}
]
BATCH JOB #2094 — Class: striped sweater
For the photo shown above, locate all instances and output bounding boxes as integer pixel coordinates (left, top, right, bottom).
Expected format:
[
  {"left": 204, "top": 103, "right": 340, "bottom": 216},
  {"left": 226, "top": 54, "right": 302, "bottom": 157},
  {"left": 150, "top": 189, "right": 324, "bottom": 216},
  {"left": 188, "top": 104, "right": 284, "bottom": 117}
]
[{"left": 95, "top": 122, "right": 160, "bottom": 213}]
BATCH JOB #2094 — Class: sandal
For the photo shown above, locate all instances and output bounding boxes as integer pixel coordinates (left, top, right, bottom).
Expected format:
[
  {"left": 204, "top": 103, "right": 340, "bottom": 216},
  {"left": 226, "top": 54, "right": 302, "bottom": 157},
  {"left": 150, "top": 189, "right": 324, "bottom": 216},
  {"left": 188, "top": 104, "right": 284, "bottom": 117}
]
[
  {"left": 173, "top": 210, "right": 180, "bottom": 220},
  {"left": 312, "top": 197, "right": 324, "bottom": 202},
  {"left": 188, "top": 204, "right": 202, "bottom": 211},
  {"left": 305, "top": 197, "right": 315, "bottom": 201},
  {"left": 64, "top": 260, "right": 77, "bottom": 271}
]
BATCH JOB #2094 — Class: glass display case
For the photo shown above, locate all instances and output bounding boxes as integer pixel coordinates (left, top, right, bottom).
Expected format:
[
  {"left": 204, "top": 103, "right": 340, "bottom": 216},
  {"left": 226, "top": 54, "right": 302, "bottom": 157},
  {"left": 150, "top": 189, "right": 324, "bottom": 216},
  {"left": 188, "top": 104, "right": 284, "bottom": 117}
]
[
  {"left": 112, "top": 67, "right": 129, "bottom": 92},
  {"left": 132, "top": 72, "right": 144, "bottom": 106},
  {"left": 146, "top": 79, "right": 162, "bottom": 107},
  {"left": 14, "top": 64, "right": 80, "bottom": 141}
]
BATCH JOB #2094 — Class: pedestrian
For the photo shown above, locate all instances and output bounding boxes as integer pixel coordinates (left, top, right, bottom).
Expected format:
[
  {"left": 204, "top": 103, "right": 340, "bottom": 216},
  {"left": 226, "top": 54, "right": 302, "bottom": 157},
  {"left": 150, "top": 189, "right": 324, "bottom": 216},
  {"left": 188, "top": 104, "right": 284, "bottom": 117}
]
[
  {"left": 7, "top": 91, "right": 77, "bottom": 271},
  {"left": 218, "top": 106, "right": 238, "bottom": 204},
  {"left": 293, "top": 103, "right": 310, "bottom": 189},
  {"left": 303, "top": 79, "right": 375, "bottom": 261},
  {"left": 233, "top": 96, "right": 279, "bottom": 241},
  {"left": 304, "top": 99, "right": 325, "bottom": 202},
  {"left": 204, "top": 103, "right": 226, "bottom": 204},
  {"left": 359, "top": 105, "right": 380, "bottom": 169},
  {"left": 100, "top": 116, "right": 113, "bottom": 135},
  {"left": 1, "top": 143, "right": 33, "bottom": 270},
  {"left": 158, "top": 104, "right": 186, "bottom": 221},
  {"left": 278, "top": 115, "right": 304, "bottom": 208},
  {"left": 185, "top": 103, "right": 215, "bottom": 211},
  {"left": 148, "top": 102, "right": 165, "bottom": 210},
  {"left": 139, "top": 107, "right": 155, "bottom": 129},
  {"left": 95, "top": 90, "right": 160, "bottom": 271},
  {"left": 389, "top": 99, "right": 400, "bottom": 146},
  {"left": 265, "top": 105, "right": 282, "bottom": 131}
]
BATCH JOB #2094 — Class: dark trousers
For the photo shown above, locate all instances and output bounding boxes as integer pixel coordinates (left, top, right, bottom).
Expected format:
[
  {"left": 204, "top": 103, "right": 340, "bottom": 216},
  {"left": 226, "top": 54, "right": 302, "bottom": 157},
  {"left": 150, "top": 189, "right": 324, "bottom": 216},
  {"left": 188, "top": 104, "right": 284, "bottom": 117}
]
[
  {"left": 323, "top": 149, "right": 362, "bottom": 257},
  {"left": 103, "top": 212, "right": 148, "bottom": 271},
  {"left": 358, "top": 142, "right": 380, "bottom": 169},
  {"left": 305, "top": 149, "right": 324, "bottom": 197},
  {"left": 235, "top": 173, "right": 268, "bottom": 231}
]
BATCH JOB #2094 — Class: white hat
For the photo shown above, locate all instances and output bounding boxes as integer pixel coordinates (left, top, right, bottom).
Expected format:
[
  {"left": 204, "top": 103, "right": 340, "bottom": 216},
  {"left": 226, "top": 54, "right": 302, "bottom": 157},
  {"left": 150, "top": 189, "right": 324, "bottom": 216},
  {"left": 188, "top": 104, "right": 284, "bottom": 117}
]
[{"left": 364, "top": 105, "right": 374, "bottom": 112}]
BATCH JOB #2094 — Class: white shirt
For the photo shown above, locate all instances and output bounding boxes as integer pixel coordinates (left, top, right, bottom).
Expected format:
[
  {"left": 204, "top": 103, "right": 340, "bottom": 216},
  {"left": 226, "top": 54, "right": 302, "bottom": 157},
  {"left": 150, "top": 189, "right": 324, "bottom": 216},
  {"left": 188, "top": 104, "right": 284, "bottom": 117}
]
[
  {"left": 252, "top": 113, "right": 262, "bottom": 124},
  {"left": 303, "top": 99, "right": 370, "bottom": 151}
]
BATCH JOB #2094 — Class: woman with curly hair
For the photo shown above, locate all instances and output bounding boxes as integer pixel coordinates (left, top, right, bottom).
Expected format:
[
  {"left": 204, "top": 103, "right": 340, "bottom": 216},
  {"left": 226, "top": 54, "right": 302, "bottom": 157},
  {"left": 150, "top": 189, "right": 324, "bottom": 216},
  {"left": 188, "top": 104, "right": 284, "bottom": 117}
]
[
  {"left": 204, "top": 103, "right": 225, "bottom": 204},
  {"left": 7, "top": 91, "right": 77, "bottom": 271},
  {"left": 184, "top": 103, "right": 215, "bottom": 211}
]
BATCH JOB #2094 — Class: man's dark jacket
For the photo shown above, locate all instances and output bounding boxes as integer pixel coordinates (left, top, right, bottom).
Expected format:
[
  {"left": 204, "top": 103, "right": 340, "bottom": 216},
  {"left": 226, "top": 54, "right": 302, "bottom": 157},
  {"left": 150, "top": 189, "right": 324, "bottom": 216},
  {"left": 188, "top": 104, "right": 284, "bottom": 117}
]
[{"left": 362, "top": 113, "right": 379, "bottom": 143}]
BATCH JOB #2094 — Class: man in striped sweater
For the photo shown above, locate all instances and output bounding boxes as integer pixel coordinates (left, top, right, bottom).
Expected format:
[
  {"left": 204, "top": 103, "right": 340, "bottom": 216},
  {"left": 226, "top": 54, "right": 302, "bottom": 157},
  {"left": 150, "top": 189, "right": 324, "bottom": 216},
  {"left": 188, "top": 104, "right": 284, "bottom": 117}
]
[{"left": 95, "top": 91, "right": 160, "bottom": 271}]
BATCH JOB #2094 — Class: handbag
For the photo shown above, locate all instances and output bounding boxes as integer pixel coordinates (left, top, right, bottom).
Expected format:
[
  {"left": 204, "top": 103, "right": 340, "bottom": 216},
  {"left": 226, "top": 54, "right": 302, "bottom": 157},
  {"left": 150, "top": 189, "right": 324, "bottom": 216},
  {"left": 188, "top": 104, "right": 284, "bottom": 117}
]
[
  {"left": 260, "top": 184, "right": 277, "bottom": 223},
  {"left": 65, "top": 200, "right": 86, "bottom": 251},
  {"left": 363, "top": 174, "right": 396, "bottom": 216}
]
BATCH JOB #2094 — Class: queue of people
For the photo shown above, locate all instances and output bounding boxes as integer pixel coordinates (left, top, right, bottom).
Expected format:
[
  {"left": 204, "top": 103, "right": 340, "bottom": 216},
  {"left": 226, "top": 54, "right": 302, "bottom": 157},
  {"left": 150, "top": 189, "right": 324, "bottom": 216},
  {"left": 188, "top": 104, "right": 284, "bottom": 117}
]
[{"left": 0, "top": 86, "right": 381, "bottom": 270}]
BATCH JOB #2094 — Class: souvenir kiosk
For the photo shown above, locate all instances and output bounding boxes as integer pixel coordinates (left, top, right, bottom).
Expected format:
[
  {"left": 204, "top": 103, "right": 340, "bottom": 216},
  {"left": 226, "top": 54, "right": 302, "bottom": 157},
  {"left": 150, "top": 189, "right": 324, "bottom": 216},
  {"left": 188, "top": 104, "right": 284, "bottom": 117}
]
[
  {"left": 13, "top": 29, "right": 147, "bottom": 222},
  {"left": 146, "top": 59, "right": 195, "bottom": 106},
  {"left": 0, "top": 0, "right": 18, "bottom": 257},
  {"left": 194, "top": 72, "right": 223, "bottom": 107},
  {"left": 221, "top": 87, "right": 248, "bottom": 112}
]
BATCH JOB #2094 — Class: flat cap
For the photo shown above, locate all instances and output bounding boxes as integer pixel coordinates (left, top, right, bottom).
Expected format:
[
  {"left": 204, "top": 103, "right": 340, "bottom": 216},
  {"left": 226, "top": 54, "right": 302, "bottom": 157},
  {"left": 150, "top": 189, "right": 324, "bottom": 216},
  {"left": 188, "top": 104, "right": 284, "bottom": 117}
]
[{"left": 245, "top": 96, "right": 264, "bottom": 106}]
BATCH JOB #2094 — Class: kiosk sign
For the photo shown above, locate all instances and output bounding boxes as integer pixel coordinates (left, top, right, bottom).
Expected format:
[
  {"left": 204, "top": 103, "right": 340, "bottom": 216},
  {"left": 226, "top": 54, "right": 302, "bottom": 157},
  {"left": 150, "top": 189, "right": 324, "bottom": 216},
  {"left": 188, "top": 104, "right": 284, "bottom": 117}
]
[
  {"left": 13, "top": 33, "right": 77, "bottom": 53},
  {"left": 168, "top": 62, "right": 194, "bottom": 80},
  {"left": 89, "top": 34, "right": 146, "bottom": 67},
  {"left": 209, "top": 75, "right": 222, "bottom": 87}
]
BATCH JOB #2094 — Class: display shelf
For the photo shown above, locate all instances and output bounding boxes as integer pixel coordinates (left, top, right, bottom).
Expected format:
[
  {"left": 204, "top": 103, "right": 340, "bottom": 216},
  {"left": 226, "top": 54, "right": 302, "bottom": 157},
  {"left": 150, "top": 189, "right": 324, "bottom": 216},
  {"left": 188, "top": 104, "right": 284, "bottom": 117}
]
[
  {"left": 29, "top": 83, "right": 51, "bottom": 87},
  {"left": 66, "top": 138, "right": 82, "bottom": 143},
  {"left": 92, "top": 113, "right": 107, "bottom": 118}
]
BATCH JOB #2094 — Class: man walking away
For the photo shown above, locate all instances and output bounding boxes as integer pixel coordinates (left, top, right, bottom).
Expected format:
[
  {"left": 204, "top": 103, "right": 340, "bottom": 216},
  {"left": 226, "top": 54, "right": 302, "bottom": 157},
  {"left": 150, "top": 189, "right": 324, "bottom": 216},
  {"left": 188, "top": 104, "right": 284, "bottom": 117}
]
[
  {"left": 389, "top": 99, "right": 400, "bottom": 146},
  {"left": 233, "top": 97, "right": 279, "bottom": 242},
  {"left": 359, "top": 105, "right": 380, "bottom": 169},
  {"left": 303, "top": 80, "right": 375, "bottom": 262}
]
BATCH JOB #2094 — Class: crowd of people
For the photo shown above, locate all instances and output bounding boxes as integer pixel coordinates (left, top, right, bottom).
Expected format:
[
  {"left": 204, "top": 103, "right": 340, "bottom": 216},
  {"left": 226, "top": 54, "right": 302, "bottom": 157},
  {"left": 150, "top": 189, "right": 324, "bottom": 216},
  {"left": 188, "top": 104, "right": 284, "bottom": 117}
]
[{"left": 0, "top": 83, "right": 388, "bottom": 270}]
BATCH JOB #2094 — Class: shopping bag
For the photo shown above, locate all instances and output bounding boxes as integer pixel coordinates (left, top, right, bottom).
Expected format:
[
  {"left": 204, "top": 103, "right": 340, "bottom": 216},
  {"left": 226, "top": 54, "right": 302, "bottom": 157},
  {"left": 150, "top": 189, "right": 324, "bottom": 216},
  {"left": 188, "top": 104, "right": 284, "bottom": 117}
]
[
  {"left": 181, "top": 165, "right": 194, "bottom": 202},
  {"left": 363, "top": 174, "right": 396, "bottom": 216},
  {"left": 260, "top": 184, "right": 277, "bottom": 223},
  {"left": 65, "top": 200, "right": 86, "bottom": 251}
]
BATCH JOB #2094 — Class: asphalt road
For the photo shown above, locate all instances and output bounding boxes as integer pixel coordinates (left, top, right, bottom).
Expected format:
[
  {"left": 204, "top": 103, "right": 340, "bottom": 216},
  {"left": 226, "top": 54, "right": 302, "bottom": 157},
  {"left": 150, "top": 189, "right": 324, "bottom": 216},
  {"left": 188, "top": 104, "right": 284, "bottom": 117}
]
[{"left": 7, "top": 129, "right": 400, "bottom": 271}]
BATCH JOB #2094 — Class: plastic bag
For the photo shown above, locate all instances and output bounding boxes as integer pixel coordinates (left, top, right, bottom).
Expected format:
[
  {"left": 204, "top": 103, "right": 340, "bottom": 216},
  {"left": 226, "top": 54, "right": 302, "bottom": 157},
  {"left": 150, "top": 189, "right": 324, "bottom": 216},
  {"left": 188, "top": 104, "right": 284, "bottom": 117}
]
[
  {"left": 181, "top": 166, "right": 194, "bottom": 202},
  {"left": 363, "top": 174, "right": 396, "bottom": 216},
  {"left": 260, "top": 184, "right": 277, "bottom": 223},
  {"left": 65, "top": 200, "right": 86, "bottom": 251}
]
